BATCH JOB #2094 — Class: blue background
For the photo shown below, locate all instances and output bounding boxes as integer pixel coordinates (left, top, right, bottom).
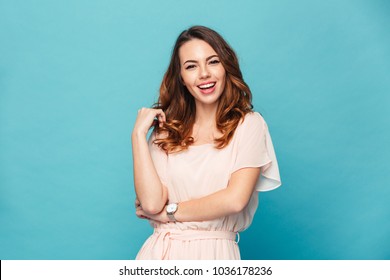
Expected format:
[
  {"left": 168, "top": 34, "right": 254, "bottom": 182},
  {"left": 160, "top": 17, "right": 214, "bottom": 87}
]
[{"left": 1, "top": 0, "right": 389, "bottom": 259}]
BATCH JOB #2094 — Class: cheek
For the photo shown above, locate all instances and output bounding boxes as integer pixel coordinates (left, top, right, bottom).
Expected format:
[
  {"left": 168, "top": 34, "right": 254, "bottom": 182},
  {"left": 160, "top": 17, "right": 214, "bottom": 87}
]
[
  {"left": 179, "top": 70, "right": 186, "bottom": 85},
  {"left": 220, "top": 68, "right": 226, "bottom": 80},
  {"left": 219, "top": 73, "right": 226, "bottom": 93},
  {"left": 180, "top": 70, "right": 188, "bottom": 85},
  {"left": 213, "top": 67, "right": 226, "bottom": 81},
  {"left": 217, "top": 69, "right": 226, "bottom": 86},
  {"left": 180, "top": 72, "right": 196, "bottom": 87}
]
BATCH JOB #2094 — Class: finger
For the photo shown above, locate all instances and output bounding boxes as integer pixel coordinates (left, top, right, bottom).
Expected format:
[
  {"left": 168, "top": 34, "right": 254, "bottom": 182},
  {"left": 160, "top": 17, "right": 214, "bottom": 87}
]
[
  {"left": 136, "top": 213, "right": 146, "bottom": 219},
  {"left": 158, "top": 110, "right": 166, "bottom": 123},
  {"left": 136, "top": 214, "right": 149, "bottom": 220},
  {"left": 154, "top": 109, "right": 165, "bottom": 119},
  {"left": 136, "top": 209, "right": 145, "bottom": 218},
  {"left": 136, "top": 209, "right": 147, "bottom": 216},
  {"left": 156, "top": 111, "right": 166, "bottom": 127}
]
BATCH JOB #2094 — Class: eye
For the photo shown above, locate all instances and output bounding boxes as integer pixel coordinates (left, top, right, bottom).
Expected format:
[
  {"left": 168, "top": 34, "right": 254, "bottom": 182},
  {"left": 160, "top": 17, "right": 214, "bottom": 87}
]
[
  {"left": 209, "top": 59, "right": 220, "bottom": 65},
  {"left": 185, "top": 64, "right": 196, "bottom": 70}
]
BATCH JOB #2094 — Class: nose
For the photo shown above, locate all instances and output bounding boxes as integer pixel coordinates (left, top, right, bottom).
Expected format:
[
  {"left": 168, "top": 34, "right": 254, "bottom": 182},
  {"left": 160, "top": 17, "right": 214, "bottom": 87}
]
[{"left": 199, "top": 65, "right": 211, "bottom": 79}]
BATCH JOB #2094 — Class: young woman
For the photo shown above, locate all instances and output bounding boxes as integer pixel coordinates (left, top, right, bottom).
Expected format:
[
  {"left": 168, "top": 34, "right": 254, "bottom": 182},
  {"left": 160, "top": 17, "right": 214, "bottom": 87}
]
[{"left": 132, "top": 26, "right": 281, "bottom": 260}]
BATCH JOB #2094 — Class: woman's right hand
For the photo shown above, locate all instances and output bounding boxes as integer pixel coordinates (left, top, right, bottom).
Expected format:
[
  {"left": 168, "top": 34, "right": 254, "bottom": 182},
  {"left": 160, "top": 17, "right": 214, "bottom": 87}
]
[{"left": 132, "top": 108, "right": 166, "bottom": 137}]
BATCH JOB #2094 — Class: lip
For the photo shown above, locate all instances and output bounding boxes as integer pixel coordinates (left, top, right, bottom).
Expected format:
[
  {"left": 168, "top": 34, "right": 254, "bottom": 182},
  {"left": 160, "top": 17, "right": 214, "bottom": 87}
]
[
  {"left": 198, "top": 82, "right": 217, "bottom": 95},
  {"left": 197, "top": 81, "right": 216, "bottom": 94},
  {"left": 197, "top": 81, "right": 216, "bottom": 87}
]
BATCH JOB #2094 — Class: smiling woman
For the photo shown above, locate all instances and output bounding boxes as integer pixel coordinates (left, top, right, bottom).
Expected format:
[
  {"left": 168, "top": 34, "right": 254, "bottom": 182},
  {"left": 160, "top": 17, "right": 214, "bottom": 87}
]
[
  {"left": 131, "top": 26, "right": 281, "bottom": 260},
  {"left": 180, "top": 39, "right": 226, "bottom": 112}
]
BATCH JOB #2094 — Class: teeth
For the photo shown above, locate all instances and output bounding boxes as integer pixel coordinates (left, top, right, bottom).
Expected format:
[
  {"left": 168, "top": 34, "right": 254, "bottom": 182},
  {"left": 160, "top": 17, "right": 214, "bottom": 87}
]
[{"left": 198, "top": 83, "right": 215, "bottom": 89}]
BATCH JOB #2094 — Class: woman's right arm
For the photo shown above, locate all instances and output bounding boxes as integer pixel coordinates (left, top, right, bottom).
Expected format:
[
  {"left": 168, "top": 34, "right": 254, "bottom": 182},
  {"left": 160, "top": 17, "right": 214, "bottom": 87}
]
[{"left": 132, "top": 108, "right": 168, "bottom": 215}]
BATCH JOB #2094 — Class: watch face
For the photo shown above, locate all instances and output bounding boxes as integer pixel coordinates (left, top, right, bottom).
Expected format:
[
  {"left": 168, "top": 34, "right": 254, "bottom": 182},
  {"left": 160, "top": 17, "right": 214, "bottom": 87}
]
[{"left": 167, "top": 203, "right": 177, "bottom": 213}]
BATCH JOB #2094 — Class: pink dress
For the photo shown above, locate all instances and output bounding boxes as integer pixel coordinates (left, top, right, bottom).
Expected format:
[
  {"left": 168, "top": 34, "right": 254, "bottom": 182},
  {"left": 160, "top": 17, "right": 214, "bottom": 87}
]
[{"left": 136, "top": 112, "right": 281, "bottom": 260}]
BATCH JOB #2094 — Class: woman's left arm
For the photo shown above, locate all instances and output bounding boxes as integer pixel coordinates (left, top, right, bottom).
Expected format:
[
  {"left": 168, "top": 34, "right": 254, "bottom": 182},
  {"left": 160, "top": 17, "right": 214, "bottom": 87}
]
[{"left": 136, "top": 167, "right": 260, "bottom": 223}]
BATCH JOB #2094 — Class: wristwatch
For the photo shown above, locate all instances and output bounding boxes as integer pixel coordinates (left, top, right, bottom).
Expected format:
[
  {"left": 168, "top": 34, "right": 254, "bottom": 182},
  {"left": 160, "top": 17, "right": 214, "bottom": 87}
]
[{"left": 166, "top": 203, "right": 178, "bottom": 222}]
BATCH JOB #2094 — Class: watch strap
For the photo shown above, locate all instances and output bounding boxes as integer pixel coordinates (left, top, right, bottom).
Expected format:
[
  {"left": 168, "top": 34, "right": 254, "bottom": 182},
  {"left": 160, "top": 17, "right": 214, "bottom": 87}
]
[{"left": 166, "top": 203, "right": 178, "bottom": 222}]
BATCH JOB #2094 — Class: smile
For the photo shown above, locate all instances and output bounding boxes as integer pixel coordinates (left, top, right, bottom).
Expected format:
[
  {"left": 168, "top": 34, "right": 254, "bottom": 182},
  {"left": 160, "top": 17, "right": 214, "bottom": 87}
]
[{"left": 197, "top": 82, "right": 216, "bottom": 90}]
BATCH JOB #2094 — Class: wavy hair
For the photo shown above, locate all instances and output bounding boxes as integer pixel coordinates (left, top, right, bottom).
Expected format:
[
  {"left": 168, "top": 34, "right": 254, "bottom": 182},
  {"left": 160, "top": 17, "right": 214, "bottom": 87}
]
[{"left": 153, "top": 26, "right": 254, "bottom": 153}]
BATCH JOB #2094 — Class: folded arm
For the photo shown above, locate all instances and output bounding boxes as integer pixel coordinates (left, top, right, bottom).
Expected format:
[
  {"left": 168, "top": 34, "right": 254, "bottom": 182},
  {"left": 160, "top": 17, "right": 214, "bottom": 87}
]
[{"left": 136, "top": 167, "right": 260, "bottom": 222}]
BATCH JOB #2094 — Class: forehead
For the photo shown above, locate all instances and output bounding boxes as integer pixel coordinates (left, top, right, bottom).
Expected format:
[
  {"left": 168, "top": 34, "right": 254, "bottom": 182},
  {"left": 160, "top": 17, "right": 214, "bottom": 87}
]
[{"left": 179, "top": 39, "right": 217, "bottom": 61}]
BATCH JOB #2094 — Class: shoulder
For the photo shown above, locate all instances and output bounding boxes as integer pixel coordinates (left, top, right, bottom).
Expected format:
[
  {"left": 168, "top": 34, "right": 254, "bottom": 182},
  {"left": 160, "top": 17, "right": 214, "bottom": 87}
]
[
  {"left": 148, "top": 129, "right": 168, "bottom": 142},
  {"left": 232, "top": 112, "right": 267, "bottom": 142},
  {"left": 147, "top": 130, "right": 167, "bottom": 151},
  {"left": 238, "top": 112, "right": 267, "bottom": 131}
]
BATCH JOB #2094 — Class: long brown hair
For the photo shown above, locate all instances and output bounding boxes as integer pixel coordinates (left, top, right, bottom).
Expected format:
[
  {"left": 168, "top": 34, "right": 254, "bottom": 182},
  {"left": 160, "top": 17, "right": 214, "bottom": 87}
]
[{"left": 153, "top": 26, "right": 253, "bottom": 153}]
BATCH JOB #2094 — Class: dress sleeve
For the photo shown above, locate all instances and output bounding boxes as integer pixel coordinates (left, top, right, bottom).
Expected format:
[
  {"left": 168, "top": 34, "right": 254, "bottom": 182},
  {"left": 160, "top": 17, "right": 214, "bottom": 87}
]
[
  {"left": 232, "top": 112, "right": 281, "bottom": 192},
  {"left": 148, "top": 132, "right": 168, "bottom": 186}
]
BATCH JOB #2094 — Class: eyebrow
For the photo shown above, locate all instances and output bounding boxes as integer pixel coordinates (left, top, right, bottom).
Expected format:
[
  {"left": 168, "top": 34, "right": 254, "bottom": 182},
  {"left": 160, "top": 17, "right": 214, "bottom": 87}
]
[{"left": 183, "top": 55, "right": 219, "bottom": 65}]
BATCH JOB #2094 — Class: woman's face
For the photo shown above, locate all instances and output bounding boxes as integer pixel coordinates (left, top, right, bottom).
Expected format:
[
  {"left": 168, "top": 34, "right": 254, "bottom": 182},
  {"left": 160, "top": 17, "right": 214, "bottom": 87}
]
[{"left": 179, "top": 39, "right": 226, "bottom": 108}]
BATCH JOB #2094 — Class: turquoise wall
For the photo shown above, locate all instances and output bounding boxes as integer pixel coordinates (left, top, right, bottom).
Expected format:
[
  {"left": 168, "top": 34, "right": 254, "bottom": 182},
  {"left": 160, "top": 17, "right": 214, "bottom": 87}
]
[{"left": 1, "top": 0, "right": 389, "bottom": 259}]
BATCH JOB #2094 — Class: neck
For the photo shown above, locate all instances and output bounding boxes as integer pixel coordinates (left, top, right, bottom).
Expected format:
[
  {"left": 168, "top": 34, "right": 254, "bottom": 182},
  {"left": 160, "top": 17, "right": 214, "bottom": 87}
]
[{"left": 194, "top": 102, "right": 219, "bottom": 127}]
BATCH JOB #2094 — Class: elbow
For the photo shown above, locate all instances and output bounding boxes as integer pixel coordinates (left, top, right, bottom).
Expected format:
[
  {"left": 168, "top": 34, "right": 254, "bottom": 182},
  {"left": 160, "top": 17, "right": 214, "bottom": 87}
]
[
  {"left": 137, "top": 186, "right": 168, "bottom": 215},
  {"left": 141, "top": 202, "right": 165, "bottom": 215},
  {"left": 229, "top": 199, "right": 249, "bottom": 214}
]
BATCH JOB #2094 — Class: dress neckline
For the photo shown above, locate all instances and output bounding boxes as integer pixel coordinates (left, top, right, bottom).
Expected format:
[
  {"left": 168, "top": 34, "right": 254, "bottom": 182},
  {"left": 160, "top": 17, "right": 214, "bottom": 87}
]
[{"left": 188, "top": 142, "right": 214, "bottom": 148}]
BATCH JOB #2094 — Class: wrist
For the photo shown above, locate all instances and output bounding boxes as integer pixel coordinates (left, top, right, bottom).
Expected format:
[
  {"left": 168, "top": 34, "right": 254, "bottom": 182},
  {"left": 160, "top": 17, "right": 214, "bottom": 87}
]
[
  {"left": 166, "top": 202, "right": 178, "bottom": 222},
  {"left": 132, "top": 130, "right": 147, "bottom": 140}
]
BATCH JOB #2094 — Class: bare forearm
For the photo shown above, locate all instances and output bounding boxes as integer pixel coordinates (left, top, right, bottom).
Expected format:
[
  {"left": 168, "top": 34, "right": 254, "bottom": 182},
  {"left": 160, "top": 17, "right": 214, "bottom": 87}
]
[
  {"left": 174, "top": 188, "right": 240, "bottom": 222},
  {"left": 174, "top": 168, "right": 261, "bottom": 222},
  {"left": 132, "top": 132, "right": 167, "bottom": 214},
  {"left": 135, "top": 163, "right": 260, "bottom": 224},
  {"left": 136, "top": 187, "right": 240, "bottom": 224}
]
